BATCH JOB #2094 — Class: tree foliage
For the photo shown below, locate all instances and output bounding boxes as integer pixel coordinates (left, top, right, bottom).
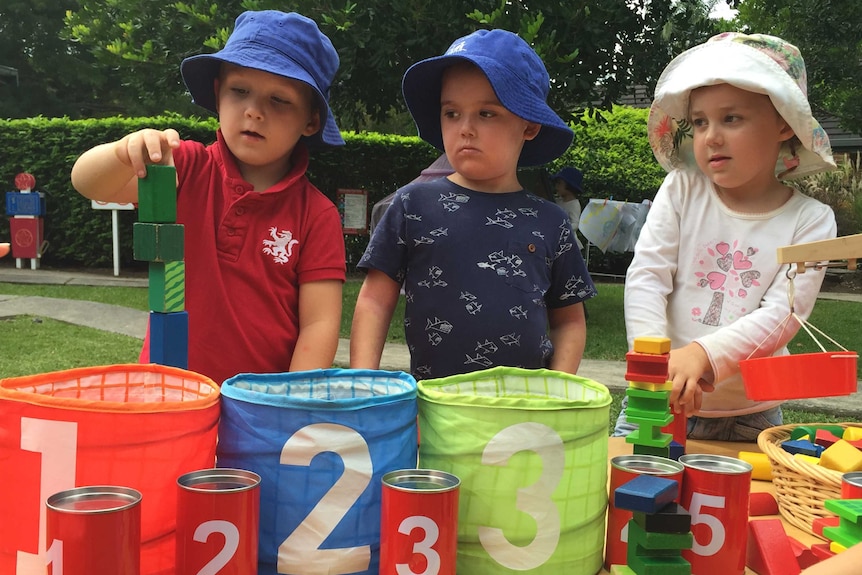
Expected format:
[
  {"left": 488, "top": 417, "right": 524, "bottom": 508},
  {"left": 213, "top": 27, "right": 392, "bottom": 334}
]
[
  {"left": 735, "top": 0, "right": 862, "bottom": 135},
  {"left": 59, "top": 0, "right": 726, "bottom": 129}
]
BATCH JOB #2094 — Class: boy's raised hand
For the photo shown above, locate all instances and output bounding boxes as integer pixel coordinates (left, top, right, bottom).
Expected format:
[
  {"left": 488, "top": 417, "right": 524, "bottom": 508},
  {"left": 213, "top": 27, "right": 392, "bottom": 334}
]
[{"left": 116, "top": 128, "right": 181, "bottom": 179}]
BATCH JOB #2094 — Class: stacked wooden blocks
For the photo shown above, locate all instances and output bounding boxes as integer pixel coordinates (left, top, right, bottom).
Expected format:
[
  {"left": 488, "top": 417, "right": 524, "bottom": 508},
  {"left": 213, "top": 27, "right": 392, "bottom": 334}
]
[
  {"left": 611, "top": 474, "right": 693, "bottom": 574},
  {"left": 134, "top": 165, "right": 188, "bottom": 369},
  {"left": 625, "top": 337, "right": 675, "bottom": 458},
  {"left": 823, "top": 499, "right": 862, "bottom": 555}
]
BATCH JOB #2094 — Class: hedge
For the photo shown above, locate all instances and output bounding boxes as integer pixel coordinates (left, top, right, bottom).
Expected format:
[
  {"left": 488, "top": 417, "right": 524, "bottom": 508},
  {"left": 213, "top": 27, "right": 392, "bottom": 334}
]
[{"left": 0, "top": 107, "right": 664, "bottom": 270}]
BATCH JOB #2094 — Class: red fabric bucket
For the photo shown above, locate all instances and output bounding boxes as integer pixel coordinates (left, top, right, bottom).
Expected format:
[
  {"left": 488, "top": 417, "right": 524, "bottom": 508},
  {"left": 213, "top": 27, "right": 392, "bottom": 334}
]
[{"left": 0, "top": 363, "right": 220, "bottom": 575}]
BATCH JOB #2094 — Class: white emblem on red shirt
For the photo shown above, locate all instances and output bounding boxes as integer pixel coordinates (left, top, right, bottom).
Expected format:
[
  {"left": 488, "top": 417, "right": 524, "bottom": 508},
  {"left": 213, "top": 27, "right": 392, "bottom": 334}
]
[{"left": 262, "top": 226, "right": 299, "bottom": 264}]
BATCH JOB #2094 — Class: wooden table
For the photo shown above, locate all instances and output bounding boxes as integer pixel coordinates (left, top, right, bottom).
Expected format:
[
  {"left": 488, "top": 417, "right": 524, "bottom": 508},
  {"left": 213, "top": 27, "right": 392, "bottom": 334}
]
[{"left": 600, "top": 438, "right": 822, "bottom": 574}]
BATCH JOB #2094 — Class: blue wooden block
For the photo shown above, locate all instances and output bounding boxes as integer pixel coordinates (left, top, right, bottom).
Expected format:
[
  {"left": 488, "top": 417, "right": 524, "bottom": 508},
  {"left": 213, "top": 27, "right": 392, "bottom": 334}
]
[
  {"left": 149, "top": 311, "right": 188, "bottom": 369},
  {"left": 669, "top": 440, "right": 685, "bottom": 461},
  {"left": 781, "top": 439, "right": 824, "bottom": 457},
  {"left": 614, "top": 474, "right": 679, "bottom": 514},
  {"left": 5, "top": 191, "right": 45, "bottom": 216}
]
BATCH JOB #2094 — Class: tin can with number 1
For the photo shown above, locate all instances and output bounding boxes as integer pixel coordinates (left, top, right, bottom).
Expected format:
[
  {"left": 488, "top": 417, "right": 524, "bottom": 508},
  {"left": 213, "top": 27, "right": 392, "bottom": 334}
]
[
  {"left": 605, "top": 455, "right": 684, "bottom": 570},
  {"left": 379, "top": 469, "right": 460, "bottom": 575},
  {"left": 679, "top": 454, "right": 752, "bottom": 575}
]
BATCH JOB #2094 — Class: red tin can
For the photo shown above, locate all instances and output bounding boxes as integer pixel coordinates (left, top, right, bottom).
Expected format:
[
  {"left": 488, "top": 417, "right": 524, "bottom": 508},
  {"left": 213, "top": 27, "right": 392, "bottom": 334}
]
[
  {"left": 605, "top": 455, "right": 684, "bottom": 570},
  {"left": 679, "top": 454, "right": 752, "bottom": 575},
  {"left": 380, "top": 469, "right": 460, "bottom": 575},
  {"left": 46, "top": 485, "right": 142, "bottom": 575},
  {"left": 842, "top": 472, "right": 862, "bottom": 499},
  {"left": 176, "top": 468, "right": 261, "bottom": 575}
]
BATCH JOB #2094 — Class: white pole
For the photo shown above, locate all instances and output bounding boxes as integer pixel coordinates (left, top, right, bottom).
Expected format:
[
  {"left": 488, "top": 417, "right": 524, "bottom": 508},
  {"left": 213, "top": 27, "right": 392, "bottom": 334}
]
[{"left": 112, "top": 209, "right": 120, "bottom": 276}]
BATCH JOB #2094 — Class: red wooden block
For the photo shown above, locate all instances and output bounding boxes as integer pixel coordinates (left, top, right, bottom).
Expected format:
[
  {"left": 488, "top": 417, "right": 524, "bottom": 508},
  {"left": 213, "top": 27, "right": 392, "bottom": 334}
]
[
  {"left": 749, "top": 491, "right": 780, "bottom": 516},
  {"left": 746, "top": 519, "right": 801, "bottom": 575},
  {"left": 809, "top": 543, "right": 835, "bottom": 561},
  {"left": 787, "top": 537, "right": 820, "bottom": 570},
  {"left": 812, "top": 515, "right": 840, "bottom": 538},
  {"left": 625, "top": 350, "right": 670, "bottom": 383},
  {"left": 815, "top": 428, "right": 842, "bottom": 449},
  {"left": 847, "top": 438, "right": 862, "bottom": 450}
]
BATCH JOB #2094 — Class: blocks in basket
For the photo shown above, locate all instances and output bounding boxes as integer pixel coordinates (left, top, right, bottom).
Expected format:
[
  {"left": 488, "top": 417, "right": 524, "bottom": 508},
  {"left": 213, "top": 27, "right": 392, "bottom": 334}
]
[{"left": 819, "top": 440, "right": 862, "bottom": 473}]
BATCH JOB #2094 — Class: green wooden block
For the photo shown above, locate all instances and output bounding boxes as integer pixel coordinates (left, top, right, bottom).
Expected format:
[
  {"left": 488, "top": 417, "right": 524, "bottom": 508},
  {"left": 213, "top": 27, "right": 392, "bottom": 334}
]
[
  {"left": 628, "top": 518, "right": 693, "bottom": 552},
  {"left": 148, "top": 261, "right": 185, "bottom": 313},
  {"left": 137, "top": 164, "right": 177, "bottom": 223},
  {"left": 634, "top": 443, "right": 671, "bottom": 458},
  {"left": 133, "top": 222, "right": 184, "bottom": 262},
  {"left": 626, "top": 387, "right": 671, "bottom": 413},
  {"left": 626, "top": 551, "right": 691, "bottom": 575},
  {"left": 626, "top": 426, "right": 673, "bottom": 448},
  {"left": 626, "top": 407, "right": 673, "bottom": 427}
]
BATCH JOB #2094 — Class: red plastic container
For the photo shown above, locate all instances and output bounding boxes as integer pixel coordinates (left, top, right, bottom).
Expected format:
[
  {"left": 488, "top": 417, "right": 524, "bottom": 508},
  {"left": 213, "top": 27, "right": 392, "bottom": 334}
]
[
  {"left": 379, "top": 469, "right": 460, "bottom": 575},
  {"left": 740, "top": 352, "right": 857, "bottom": 400},
  {"left": 679, "top": 454, "right": 752, "bottom": 575},
  {"left": 176, "top": 468, "right": 261, "bottom": 575},
  {"left": 46, "top": 486, "right": 142, "bottom": 575},
  {"left": 605, "top": 455, "right": 684, "bottom": 570}
]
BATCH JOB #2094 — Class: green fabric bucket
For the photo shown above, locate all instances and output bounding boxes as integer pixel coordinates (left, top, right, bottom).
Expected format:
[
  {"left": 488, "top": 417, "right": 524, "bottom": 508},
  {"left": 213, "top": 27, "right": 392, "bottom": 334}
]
[{"left": 417, "top": 366, "right": 611, "bottom": 574}]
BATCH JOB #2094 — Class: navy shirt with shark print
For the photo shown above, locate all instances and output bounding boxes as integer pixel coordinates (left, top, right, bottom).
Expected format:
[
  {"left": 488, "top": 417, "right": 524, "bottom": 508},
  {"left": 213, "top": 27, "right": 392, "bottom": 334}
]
[{"left": 359, "top": 178, "right": 596, "bottom": 380}]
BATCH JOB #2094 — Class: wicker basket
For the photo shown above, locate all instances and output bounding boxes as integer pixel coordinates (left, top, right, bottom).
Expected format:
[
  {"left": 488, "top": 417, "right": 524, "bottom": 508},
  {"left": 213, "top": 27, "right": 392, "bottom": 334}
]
[{"left": 757, "top": 422, "right": 861, "bottom": 537}]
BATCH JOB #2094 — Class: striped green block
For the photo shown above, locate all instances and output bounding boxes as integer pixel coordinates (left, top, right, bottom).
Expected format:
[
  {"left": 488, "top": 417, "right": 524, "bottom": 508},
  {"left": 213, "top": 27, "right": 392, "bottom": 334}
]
[
  {"left": 138, "top": 164, "right": 177, "bottom": 223},
  {"left": 148, "top": 261, "right": 185, "bottom": 312}
]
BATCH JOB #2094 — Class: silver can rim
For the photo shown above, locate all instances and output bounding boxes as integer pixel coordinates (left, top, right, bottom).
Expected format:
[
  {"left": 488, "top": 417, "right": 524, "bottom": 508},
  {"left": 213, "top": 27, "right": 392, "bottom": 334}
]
[
  {"left": 383, "top": 469, "right": 460, "bottom": 493},
  {"left": 679, "top": 453, "right": 753, "bottom": 475},
  {"left": 177, "top": 468, "right": 261, "bottom": 492},
  {"left": 843, "top": 471, "right": 862, "bottom": 488},
  {"left": 611, "top": 454, "right": 684, "bottom": 475},
  {"left": 47, "top": 485, "right": 142, "bottom": 514}
]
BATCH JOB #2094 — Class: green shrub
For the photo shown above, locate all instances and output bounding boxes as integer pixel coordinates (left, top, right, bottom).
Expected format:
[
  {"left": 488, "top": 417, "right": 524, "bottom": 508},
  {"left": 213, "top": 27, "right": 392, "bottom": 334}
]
[{"left": 791, "top": 153, "right": 862, "bottom": 237}]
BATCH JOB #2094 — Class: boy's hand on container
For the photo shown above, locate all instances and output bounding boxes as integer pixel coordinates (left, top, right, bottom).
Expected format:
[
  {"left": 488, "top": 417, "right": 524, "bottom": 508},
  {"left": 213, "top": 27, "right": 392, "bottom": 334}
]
[
  {"left": 116, "top": 129, "right": 181, "bottom": 179},
  {"left": 668, "top": 343, "right": 714, "bottom": 416}
]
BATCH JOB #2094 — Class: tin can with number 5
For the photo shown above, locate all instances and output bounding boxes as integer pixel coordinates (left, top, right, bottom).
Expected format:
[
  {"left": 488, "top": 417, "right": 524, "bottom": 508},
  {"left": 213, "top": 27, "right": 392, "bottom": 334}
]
[
  {"left": 379, "top": 469, "right": 460, "bottom": 575},
  {"left": 679, "top": 454, "right": 752, "bottom": 575}
]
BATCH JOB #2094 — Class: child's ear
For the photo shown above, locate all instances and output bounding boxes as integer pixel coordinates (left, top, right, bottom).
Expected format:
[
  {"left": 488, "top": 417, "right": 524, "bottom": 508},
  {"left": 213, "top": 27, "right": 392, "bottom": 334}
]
[
  {"left": 524, "top": 122, "right": 541, "bottom": 141},
  {"left": 303, "top": 108, "right": 322, "bottom": 137},
  {"left": 777, "top": 118, "right": 795, "bottom": 142}
]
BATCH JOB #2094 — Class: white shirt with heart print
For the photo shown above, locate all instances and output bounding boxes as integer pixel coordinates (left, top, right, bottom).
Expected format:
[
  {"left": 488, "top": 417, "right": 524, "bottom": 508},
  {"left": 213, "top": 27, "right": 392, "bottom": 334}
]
[{"left": 624, "top": 168, "right": 836, "bottom": 416}]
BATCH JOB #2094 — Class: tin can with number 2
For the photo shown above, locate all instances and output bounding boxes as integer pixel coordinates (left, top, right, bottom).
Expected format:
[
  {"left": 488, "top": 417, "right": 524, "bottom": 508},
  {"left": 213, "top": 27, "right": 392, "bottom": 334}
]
[
  {"left": 605, "top": 455, "right": 684, "bottom": 570},
  {"left": 679, "top": 454, "right": 752, "bottom": 575}
]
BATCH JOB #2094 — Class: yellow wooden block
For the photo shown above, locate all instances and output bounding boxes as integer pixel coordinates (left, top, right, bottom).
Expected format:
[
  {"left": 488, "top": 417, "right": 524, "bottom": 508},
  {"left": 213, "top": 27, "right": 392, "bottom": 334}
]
[
  {"left": 819, "top": 440, "right": 862, "bottom": 473},
  {"left": 830, "top": 540, "right": 848, "bottom": 554},
  {"left": 629, "top": 380, "right": 674, "bottom": 392},
  {"left": 739, "top": 451, "right": 773, "bottom": 481},
  {"left": 843, "top": 427, "right": 862, "bottom": 442},
  {"left": 793, "top": 453, "right": 821, "bottom": 466},
  {"left": 633, "top": 336, "right": 672, "bottom": 355}
]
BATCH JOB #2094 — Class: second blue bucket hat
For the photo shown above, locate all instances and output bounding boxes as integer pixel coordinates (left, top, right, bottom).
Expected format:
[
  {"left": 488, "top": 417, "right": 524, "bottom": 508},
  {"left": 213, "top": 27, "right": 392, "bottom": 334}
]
[
  {"left": 181, "top": 10, "right": 344, "bottom": 147},
  {"left": 402, "top": 29, "right": 573, "bottom": 167}
]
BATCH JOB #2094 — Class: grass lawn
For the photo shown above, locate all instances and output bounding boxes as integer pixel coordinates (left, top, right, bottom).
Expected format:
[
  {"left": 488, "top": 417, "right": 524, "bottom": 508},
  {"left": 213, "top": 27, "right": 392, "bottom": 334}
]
[{"left": 1, "top": 278, "right": 860, "bottom": 430}]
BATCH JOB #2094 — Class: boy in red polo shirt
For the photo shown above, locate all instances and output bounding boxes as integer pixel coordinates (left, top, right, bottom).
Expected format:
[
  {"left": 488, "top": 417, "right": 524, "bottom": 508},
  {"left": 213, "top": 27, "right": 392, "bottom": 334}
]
[{"left": 72, "top": 11, "right": 346, "bottom": 384}]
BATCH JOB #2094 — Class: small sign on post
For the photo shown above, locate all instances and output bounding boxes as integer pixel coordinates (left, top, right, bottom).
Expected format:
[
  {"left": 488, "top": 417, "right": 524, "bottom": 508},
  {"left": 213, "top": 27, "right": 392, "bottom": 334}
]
[
  {"left": 91, "top": 200, "right": 135, "bottom": 276},
  {"left": 336, "top": 188, "right": 368, "bottom": 235}
]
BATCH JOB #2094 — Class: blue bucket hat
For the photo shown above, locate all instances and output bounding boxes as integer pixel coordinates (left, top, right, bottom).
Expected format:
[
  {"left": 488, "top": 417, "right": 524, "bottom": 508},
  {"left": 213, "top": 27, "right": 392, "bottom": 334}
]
[
  {"left": 402, "top": 29, "right": 573, "bottom": 167},
  {"left": 552, "top": 167, "right": 584, "bottom": 194},
  {"left": 181, "top": 10, "right": 344, "bottom": 147}
]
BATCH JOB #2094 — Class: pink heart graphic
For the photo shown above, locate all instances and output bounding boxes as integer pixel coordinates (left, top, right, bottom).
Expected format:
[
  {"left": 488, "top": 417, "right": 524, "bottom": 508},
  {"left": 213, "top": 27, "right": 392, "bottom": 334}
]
[
  {"left": 707, "top": 271, "right": 726, "bottom": 290},
  {"left": 732, "top": 251, "right": 752, "bottom": 270},
  {"left": 716, "top": 242, "right": 730, "bottom": 255}
]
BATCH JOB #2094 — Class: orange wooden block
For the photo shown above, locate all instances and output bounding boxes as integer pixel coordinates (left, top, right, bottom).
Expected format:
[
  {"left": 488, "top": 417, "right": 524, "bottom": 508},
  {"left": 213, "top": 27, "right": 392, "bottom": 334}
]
[
  {"left": 812, "top": 516, "right": 841, "bottom": 538},
  {"left": 633, "top": 336, "right": 671, "bottom": 355}
]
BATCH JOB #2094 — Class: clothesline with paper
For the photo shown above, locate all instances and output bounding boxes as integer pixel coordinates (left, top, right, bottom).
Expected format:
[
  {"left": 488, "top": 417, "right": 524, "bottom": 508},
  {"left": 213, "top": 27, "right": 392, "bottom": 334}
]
[{"left": 578, "top": 198, "right": 652, "bottom": 253}]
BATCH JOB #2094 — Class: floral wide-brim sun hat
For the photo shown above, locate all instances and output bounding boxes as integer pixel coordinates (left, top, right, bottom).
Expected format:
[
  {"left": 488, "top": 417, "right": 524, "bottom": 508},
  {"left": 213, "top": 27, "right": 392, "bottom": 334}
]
[{"left": 647, "top": 32, "right": 835, "bottom": 180}]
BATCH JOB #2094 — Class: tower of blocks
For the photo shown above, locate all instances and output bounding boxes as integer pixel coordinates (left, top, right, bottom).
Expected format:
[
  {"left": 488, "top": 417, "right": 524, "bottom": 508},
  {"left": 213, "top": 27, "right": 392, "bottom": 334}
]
[
  {"left": 134, "top": 165, "right": 188, "bottom": 369},
  {"left": 625, "top": 337, "right": 681, "bottom": 459},
  {"left": 823, "top": 498, "right": 862, "bottom": 555},
  {"left": 611, "top": 474, "right": 693, "bottom": 575}
]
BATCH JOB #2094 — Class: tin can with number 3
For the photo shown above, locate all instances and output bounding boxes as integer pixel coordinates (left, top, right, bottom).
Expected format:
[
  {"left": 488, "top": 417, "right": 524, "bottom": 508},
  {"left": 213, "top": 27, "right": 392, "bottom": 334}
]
[{"left": 679, "top": 454, "right": 752, "bottom": 575}]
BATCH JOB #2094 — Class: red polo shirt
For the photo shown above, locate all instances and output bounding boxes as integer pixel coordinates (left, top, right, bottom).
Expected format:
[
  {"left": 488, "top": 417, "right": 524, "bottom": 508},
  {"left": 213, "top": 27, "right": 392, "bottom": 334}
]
[{"left": 141, "top": 131, "right": 346, "bottom": 384}]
